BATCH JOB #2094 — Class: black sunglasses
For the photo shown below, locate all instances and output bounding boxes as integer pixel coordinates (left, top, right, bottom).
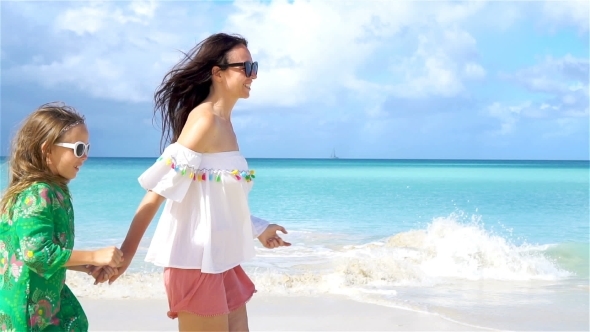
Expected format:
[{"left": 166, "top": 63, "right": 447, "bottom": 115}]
[{"left": 223, "top": 61, "right": 258, "bottom": 77}]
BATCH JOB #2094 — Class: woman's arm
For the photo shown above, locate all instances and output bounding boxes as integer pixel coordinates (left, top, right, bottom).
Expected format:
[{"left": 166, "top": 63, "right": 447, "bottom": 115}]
[
  {"left": 116, "top": 108, "right": 211, "bottom": 260},
  {"left": 108, "top": 190, "right": 165, "bottom": 283}
]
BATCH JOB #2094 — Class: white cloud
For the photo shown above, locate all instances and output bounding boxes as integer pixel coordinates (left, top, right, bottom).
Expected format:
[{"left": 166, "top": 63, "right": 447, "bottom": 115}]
[
  {"left": 486, "top": 54, "right": 589, "bottom": 136},
  {"left": 507, "top": 55, "right": 589, "bottom": 92},
  {"left": 54, "top": 1, "right": 156, "bottom": 35},
  {"left": 224, "top": 0, "right": 489, "bottom": 115},
  {"left": 2, "top": 1, "right": 589, "bottom": 159},
  {"left": 486, "top": 101, "right": 530, "bottom": 135},
  {"left": 387, "top": 30, "right": 482, "bottom": 99},
  {"left": 542, "top": 117, "right": 588, "bottom": 139},
  {"left": 434, "top": 0, "right": 487, "bottom": 24},
  {"left": 3, "top": 0, "right": 581, "bottom": 132},
  {"left": 4, "top": 0, "right": 492, "bottom": 111},
  {"left": 223, "top": 0, "right": 409, "bottom": 107},
  {"left": 542, "top": 0, "right": 589, "bottom": 33},
  {"left": 55, "top": 5, "right": 107, "bottom": 35},
  {"left": 4, "top": 1, "right": 219, "bottom": 103},
  {"left": 502, "top": 54, "right": 589, "bottom": 119},
  {"left": 464, "top": 62, "right": 487, "bottom": 79},
  {"left": 129, "top": 0, "right": 157, "bottom": 18},
  {"left": 486, "top": 96, "right": 588, "bottom": 137}
]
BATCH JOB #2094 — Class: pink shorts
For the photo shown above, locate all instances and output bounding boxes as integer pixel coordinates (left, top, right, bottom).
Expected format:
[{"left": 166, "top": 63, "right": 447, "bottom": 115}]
[{"left": 163, "top": 265, "right": 256, "bottom": 318}]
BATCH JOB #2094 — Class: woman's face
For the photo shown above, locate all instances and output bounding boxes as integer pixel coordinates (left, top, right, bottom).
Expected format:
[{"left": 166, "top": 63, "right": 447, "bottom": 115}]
[{"left": 219, "top": 44, "right": 258, "bottom": 99}]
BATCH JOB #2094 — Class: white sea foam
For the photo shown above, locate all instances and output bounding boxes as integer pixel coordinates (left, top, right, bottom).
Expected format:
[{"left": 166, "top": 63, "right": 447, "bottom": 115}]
[{"left": 69, "top": 213, "right": 573, "bottom": 301}]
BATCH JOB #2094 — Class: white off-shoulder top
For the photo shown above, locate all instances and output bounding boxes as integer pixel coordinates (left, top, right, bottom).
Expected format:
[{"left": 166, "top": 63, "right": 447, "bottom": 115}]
[{"left": 137, "top": 143, "right": 269, "bottom": 273}]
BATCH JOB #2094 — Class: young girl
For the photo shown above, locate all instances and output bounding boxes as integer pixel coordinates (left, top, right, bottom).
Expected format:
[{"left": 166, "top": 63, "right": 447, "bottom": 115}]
[
  {"left": 0, "top": 103, "right": 123, "bottom": 331},
  {"left": 107, "top": 33, "right": 291, "bottom": 331}
]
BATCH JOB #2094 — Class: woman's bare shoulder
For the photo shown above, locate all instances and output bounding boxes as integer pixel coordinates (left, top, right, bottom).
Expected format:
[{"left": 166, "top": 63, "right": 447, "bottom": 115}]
[{"left": 177, "top": 105, "right": 218, "bottom": 152}]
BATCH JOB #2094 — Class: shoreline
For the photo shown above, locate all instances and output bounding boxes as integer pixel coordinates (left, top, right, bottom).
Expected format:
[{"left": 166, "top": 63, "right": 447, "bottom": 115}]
[{"left": 80, "top": 294, "right": 489, "bottom": 331}]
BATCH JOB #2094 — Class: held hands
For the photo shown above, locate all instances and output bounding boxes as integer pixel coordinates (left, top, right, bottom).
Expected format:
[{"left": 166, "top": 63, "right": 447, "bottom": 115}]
[
  {"left": 257, "top": 224, "right": 291, "bottom": 249},
  {"left": 87, "top": 265, "right": 119, "bottom": 285},
  {"left": 89, "top": 246, "right": 124, "bottom": 285},
  {"left": 93, "top": 246, "right": 124, "bottom": 267},
  {"left": 89, "top": 225, "right": 290, "bottom": 286},
  {"left": 107, "top": 248, "right": 134, "bottom": 285}
]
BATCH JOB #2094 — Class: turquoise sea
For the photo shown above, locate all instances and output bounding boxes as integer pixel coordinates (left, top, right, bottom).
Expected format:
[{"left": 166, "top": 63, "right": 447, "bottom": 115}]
[{"left": 1, "top": 157, "right": 589, "bottom": 330}]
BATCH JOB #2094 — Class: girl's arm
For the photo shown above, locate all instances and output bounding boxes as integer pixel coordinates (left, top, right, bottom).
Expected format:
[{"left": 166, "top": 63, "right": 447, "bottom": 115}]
[
  {"left": 66, "top": 265, "right": 91, "bottom": 273},
  {"left": 14, "top": 185, "right": 123, "bottom": 279},
  {"left": 65, "top": 247, "right": 122, "bottom": 267}
]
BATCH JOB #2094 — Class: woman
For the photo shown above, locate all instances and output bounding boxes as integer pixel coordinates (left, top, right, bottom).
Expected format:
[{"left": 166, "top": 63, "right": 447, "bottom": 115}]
[{"left": 108, "top": 33, "right": 290, "bottom": 331}]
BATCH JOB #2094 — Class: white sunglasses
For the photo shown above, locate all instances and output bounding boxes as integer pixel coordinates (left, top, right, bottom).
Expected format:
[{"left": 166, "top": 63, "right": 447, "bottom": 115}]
[{"left": 55, "top": 141, "right": 90, "bottom": 158}]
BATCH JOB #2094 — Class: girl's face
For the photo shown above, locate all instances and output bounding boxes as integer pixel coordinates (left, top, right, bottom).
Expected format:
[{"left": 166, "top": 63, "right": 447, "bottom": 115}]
[
  {"left": 47, "top": 124, "right": 89, "bottom": 180},
  {"left": 220, "top": 44, "right": 258, "bottom": 99}
]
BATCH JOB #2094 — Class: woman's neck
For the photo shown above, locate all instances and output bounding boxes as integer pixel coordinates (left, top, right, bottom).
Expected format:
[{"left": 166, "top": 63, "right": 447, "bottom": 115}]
[{"left": 204, "top": 88, "right": 237, "bottom": 120}]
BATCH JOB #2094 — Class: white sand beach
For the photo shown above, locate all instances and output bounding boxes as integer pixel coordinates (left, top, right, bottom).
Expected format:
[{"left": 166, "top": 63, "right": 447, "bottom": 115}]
[{"left": 80, "top": 295, "right": 489, "bottom": 331}]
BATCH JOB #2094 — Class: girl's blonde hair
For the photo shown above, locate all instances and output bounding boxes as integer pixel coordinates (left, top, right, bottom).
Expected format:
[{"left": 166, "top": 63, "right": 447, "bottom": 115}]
[{"left": 0, "top": 102, "right": 86, "bottom": 215}]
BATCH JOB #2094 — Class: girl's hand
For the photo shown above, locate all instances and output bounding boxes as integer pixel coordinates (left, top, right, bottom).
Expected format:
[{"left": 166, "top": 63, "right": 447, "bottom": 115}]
[{"left": 92, "top": 246, "right": 124, "bottom": 267}]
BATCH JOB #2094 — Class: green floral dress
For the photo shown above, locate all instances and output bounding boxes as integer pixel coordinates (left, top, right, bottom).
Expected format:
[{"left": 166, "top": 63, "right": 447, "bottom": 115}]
[{"left": 0, "top": 182, "right": 88, "bottom": 331}]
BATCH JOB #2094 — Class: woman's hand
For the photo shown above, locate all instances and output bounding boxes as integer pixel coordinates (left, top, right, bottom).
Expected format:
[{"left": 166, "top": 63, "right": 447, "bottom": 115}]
[
  {"left": 107, "top": 247, "right": 135, "bottom": 284},
  {"left": 257, "top": 224, "right": 291, "bottom": 249},
  {"left": 90, "top": 266, "right": 119, "bottom": 285}
]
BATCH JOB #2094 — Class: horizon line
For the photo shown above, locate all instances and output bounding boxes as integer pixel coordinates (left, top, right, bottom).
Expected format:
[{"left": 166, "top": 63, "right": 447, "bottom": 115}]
[{"left": 1, "top": 156, "right": 589, "bottom": 162}]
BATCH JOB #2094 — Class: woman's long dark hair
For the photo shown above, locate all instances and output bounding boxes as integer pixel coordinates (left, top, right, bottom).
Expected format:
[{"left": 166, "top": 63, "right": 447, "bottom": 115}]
[{"left": 153, "top": 33, "right": 248, "bottom": 152}]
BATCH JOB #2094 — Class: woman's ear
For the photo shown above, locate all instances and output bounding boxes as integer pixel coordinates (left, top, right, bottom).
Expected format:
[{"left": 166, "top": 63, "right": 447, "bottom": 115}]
[{"left": 211, "top": 66, "right": 223, "bottom": 82}]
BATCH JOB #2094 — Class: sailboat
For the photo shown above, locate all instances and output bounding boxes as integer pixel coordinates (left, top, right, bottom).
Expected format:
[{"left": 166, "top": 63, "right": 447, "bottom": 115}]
[{"left": 330, "top": 148, "right": 339, "bottom": 159}]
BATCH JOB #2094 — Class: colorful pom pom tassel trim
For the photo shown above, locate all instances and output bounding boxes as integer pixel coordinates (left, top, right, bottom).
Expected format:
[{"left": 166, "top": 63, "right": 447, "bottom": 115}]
[{"left": 157, "top": 156, "right": 256, "bottom": 182}]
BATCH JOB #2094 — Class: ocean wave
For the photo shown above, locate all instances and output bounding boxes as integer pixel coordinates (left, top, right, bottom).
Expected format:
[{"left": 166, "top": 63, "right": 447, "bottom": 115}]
[{"left": 68, "top": 213, "right": 580, "bottom": 300}]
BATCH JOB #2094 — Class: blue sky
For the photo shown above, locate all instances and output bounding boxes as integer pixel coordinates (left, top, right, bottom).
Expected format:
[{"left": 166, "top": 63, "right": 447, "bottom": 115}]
[{"left": 1, "top": 0, "right": 588, "bottom": 159}]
